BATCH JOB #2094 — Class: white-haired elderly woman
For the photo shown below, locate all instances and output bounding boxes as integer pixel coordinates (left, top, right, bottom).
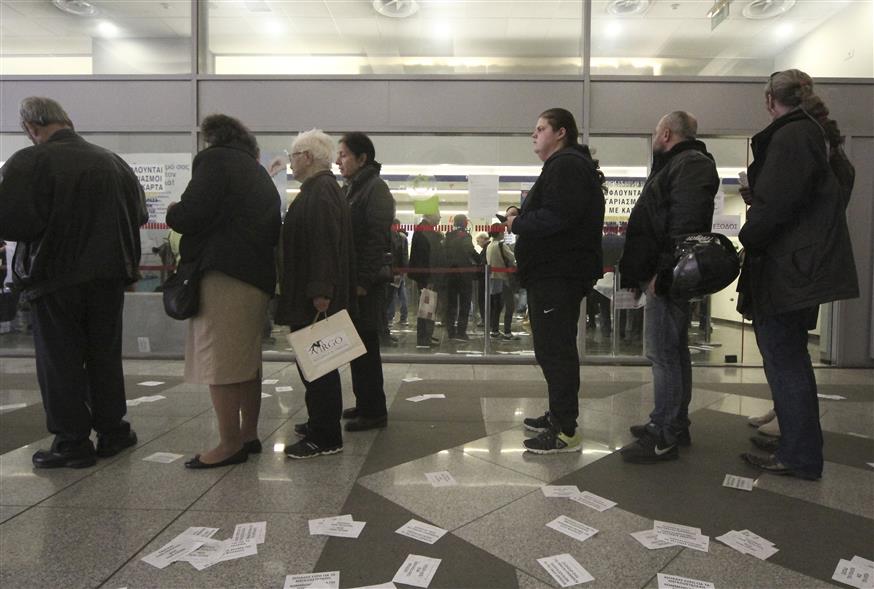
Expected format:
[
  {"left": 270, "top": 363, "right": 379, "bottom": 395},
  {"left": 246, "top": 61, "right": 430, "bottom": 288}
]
[{"left": 275, "top": 129, "right": 356, "bottom": 459}]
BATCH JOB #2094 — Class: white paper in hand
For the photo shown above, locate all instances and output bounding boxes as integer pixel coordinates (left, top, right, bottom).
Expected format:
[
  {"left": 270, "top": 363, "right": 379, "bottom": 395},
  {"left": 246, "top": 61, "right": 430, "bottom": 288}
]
[
  {"left": 537, "top": 553, "right": 594, "bottom": 587},
  {"left": 392, "top": 554, "right": 441, "bottom": 588}
]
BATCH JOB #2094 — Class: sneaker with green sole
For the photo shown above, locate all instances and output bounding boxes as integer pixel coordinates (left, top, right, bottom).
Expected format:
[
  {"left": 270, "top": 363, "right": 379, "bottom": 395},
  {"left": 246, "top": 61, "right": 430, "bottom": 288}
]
[{"left": 523, "top": 425, "right": 582, "bottom": 454}]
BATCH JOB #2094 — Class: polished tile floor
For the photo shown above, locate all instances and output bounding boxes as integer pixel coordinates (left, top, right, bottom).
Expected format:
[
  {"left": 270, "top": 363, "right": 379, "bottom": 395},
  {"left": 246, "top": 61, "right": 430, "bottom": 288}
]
[{"left": 0, "top": 359, "right": 872, "bottom": 589}]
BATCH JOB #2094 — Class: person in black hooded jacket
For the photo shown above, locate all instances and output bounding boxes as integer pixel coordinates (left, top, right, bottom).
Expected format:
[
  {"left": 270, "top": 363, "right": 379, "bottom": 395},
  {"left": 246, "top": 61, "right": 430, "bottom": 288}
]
[
  {"left": 506, "top": 107, "right": 606, "bottom": 455},
  {"left": 334, "top": 132, "right": 395, "bottom": 432},
  {"left": 738, "top": 70, "right": 858, "bottom": 481},
  {"left": 618, "top": 111, "right": 719, "bottom": 464}
]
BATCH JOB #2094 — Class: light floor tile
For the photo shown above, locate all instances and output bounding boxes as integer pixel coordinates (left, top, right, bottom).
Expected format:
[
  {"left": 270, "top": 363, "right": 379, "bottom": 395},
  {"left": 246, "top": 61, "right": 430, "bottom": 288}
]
[
  {"left": 145, "top": 416, "right": 287, "bottom": 453},
  {"left": 644, "top": 541, "right": 834, "bottom": 589},
  {"left": 42, "top": 449, "right": 232, "bottom": 509},
  {"left": 0, "top": 504, "right": 27, "bottom": 524},
  {"left": 105, "top": 511, "right": 326, "bottom": 589},
  {"left": 0, "top": 506, "right": 180, "bottom": 589},
  {"left": 358, "top": 449, "right": 543, "bottom": 530},
  {"left": 455, "top": 495, "right": 682, "bottom": 589},
  {"left": 0, "top": 439, "right": 100, "bottom": 506},
  {"left": 459, "top": 428, "right": 610, "bottom": 483},
  {"left": 755, "top": 461, "right": 874, "bottom": 519}
]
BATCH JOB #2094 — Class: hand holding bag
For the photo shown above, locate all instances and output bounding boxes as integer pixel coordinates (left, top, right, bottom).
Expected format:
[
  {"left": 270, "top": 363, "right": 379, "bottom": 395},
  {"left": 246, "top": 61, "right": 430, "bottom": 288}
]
[
  {"left": 417, "top": 287, "right": 438, "bottom": 321},
  {"left": 287, "top": 309, "right": 366, "bottom": 382},
  {"left": 162, "top": 260, "right": 201, "bottom": 320}
]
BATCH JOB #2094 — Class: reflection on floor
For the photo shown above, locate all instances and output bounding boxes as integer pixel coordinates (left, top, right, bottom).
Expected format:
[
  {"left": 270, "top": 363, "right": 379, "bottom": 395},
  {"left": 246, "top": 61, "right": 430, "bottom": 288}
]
[{"left": 0, "top": 359, "right": 871, "bottom": 588}]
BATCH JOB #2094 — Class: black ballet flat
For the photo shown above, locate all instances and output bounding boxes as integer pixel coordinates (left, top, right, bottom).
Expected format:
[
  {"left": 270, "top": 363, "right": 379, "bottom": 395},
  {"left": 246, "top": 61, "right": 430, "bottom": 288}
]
[
  {"left": 243, "top": 439, "right": 262, "bottom": 454},
  {"left": 184, "top": 447, "right": 248, "bottom": 469}
]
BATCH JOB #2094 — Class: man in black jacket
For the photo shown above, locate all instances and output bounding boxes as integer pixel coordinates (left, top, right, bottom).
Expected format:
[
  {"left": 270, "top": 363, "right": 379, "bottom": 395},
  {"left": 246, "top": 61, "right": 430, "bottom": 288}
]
[
  {"left": 443, "top": 214, "right": 478, "bottom": 340},
  {"left": 0, "top": 97, "right": 148, "bottom": 469},
  {"left": 618, "top": 111, "right": 718, "bottom": 463},
  {"left": 409, "top": 214, "right": 445, "bottom": 348}
]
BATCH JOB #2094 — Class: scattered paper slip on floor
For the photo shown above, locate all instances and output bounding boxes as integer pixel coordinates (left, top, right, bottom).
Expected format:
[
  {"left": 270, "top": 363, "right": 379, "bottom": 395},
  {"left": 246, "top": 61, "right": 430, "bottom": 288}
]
[
  {"left": 630, "top": 530, "right": 676, "bottom": 550},
  {"left": 233, "top": 521, "right": 266, "bottom": 544},
  {"left": 537, "top": 553, "right": 594, "bottom": 587},
  {"left": 545, "top": 516, "right": 598, "bottom": 542},
  {"left": 348, "top": 583, "right": 396, "bottom": 589},
  {"left": 818, "top": 394, "right": 846, "bottom": 400},
  {"left": 424, "top": 471, "right": 457, "bottom": 487},
  {"left": 723, "top": 474, "right": 755, "bottom": 491},
  {"left": 657, "top": 573, "right": 715, "bottom": 589},
  {"left": 308, "top": 515, "right": 353, "bottom": 535},
  {"left": 137, "top": 381, "right": 165, "bottom": 387},
  {"left": 541, "top": 485, "right": 580, "bottom": 498},
  {"left": 276, "top": 386, "right": 294, "bottom": 392},
  {"left": 262, "top": 379, "right": 279, "bottom": 384},
  {"left": 716, "top": 531, "right": 778, "bottom": 560},
  {"left": 392, "top": 554, "right": 441, "bottom": 588},
  {"left": 395, "top": 519, "right": 447, "bottom": 545},
  {"left": 261, "top": 393, "right": 272, "bottom": 398},
  {"left": 142, "top": 452, "right": 184, "bottom": 464},
  {"left": 141, "top": 537, "right": 204, "bottom": 569},
  {"left": 570, "top": 491, "right": 617, "bottom": 511},
  {"left": 832, "top": 557, "right": 874, "bottom": 589},
  {"left": 284, "top": 571, "right": 340, "bottom": 589},
  {"left": 402, "top": 377, "right": 423, "bottom": 382}
]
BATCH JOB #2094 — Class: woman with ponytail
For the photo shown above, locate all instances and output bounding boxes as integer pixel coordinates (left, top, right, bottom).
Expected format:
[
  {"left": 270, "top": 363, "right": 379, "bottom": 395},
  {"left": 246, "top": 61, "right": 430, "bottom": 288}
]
[{"left": 738, "top": 70, "right": 859, "bottom": 480}]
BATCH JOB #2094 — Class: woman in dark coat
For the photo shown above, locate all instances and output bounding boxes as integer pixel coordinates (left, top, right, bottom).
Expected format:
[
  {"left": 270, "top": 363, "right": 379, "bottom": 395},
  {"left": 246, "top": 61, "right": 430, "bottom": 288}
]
[
  {"left": 278, "top": 129, "right": 356, "bottom": 459},
  {"left": 334, "top": 132, "right": 395, "bottom": 431},
  {"left": 738, "top": 70, "right": 858, "bottom": 480},
  {"left": 167, "top": 114, "right": 280, "bottom": 469}
]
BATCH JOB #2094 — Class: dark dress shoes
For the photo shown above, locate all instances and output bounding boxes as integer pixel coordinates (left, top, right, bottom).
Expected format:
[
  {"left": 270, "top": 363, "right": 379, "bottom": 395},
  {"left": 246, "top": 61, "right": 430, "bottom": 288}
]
[
  {"left": 32, "top": 441, "right": 96, "bottom": 469},
  {"left": 243, "top": 439, "right": 262, "bottom": 454},
  {"left": 96, "top": 430, "right": 138, "bottom": 458},
  {"left": 185, "top": 447, "right": 248, "bottom": 469},
  {"left": 342, "top": 406, "right": 360, "bottom": 419},
  {"left": 344, "top": 415, "right": 388, "bottom": 432}
]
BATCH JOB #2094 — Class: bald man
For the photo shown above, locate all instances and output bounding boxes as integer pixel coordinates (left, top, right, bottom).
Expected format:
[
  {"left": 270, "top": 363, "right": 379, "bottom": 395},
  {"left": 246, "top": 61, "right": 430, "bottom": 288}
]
[{"left": 618, "top": 111, "right": 720, "bottom": 463}]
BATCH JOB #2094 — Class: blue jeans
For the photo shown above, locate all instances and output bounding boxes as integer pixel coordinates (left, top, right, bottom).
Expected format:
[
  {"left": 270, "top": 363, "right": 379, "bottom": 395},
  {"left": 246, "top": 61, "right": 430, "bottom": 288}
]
[
  {"left": 645, "top": 292, "right": 692, "bottom": 443},
  {"left": 753, "top": 308, "right": 822, "bottom": 478},
  {"left": 386, "top": 279, "right": 408, "bottom": 323}
]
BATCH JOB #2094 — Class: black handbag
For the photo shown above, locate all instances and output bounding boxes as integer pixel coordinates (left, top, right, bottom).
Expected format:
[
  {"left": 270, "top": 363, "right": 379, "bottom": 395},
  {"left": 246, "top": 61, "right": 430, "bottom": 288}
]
[
  {"left": 670, "top": 232, "right": 740, "bottom": 299},
  {"left": 376, "top": 251, "right": 394, "bottom": 283},
  {"left": 162, "top": 261, "right": 201, "bottom": 320}
]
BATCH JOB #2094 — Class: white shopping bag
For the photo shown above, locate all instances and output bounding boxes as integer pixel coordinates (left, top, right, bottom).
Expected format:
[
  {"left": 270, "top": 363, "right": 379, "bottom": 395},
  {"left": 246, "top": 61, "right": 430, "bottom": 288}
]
[
  {"left": 287, "top": 310, "right": 366, "bottom": 382},
  {"left": 417, "top": 288, "right": 438, "bottom": 321}
]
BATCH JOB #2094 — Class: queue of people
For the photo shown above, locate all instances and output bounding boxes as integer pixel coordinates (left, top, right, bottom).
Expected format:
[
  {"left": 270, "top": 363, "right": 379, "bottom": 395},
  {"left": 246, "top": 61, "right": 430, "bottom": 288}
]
[{"left": 0, "top": 67, "right": 858, "bottom": 481}]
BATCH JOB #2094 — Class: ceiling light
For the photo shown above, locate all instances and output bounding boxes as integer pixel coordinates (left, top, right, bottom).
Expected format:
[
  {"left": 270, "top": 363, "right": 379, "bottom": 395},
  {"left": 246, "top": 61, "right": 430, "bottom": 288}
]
[
  {"left": 372, "top": 0, "right": 419, "bottom": 19},
  {"left": 432, "top": 21, "right": 451, "bottom": 39},
  {"left": 264, "top": 20, "right": 284, "bottom": 36},
  {"left": 776, "top": 23, "right": 793, "bottom": 38},
  {"left": 52, "top": 0, "right": 99, "bottom": 17},
  {"left": 97, "top": 21, "right": 119, "bottom": 37},
  {"left": 606, "top": 0, "right": 651, "bottom": 16},
  {"left": 605, "top": 22, "right": 622, "bottom": 38},
  {"left": 742, "top": 0, "right": 797, "bottom": 20}
]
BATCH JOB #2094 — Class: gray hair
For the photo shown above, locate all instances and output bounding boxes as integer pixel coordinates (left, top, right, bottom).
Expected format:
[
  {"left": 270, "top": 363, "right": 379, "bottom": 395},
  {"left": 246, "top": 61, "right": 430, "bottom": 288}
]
[
  {"left": 20, "top": 96, "right": 73, "bottom": 128},
  {"left": 291, "top": 129, "right": 335, "bottom": 169},
  {"left": 662, "top": 111, "right": 697, "bottom": 140}
]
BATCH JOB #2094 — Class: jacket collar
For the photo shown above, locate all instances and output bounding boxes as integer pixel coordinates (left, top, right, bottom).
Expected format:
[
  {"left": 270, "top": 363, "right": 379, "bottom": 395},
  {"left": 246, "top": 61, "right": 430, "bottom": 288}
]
[
  {"left": 46, "top": 128, "right": 79, "bottom": 143},
  {"left": 650, "top": 139, "right": 713, "bottom": 178},
  {"left": 344, "top": 163, "right": 380, "bottom": 195},
  {"left": 300, "top": 168, "right": 336, "bottom": 191},
  {"left": 751, "top": 108, "right": 810, "bottom": 155}
]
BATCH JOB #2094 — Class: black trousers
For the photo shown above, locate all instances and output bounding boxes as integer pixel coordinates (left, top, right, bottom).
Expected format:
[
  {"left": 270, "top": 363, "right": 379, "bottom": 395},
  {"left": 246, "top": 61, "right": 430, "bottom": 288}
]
[
  {"left": 350, "top": 289, "right": 387, "bottom": 418},
  {"left": 527, "top": 277, "right": 589, "bottom": 435},
  {"left": 490, "top": 285, "right": 516, "bottom": 334},
  {"left": 31, "top": 279, "right": 130, "bottom": 446},
  {"left": 293, "top": 339, "right": 343, "bottom": 447},
  {"left": 445, "top": 274, "right": 473, "bottom": 335}
]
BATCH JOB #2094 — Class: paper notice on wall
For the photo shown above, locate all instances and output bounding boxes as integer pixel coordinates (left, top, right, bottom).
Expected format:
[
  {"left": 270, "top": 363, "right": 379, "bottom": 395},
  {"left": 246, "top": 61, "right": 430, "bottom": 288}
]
[
  {"left": 467, "top": 175, "right": 499, "bottom": 220},
  {"left": 604, "top": 178, "right": 645, "bottom": 221},
  {"left": 122, "top": 154, "right": 192, "bottom": 226}
]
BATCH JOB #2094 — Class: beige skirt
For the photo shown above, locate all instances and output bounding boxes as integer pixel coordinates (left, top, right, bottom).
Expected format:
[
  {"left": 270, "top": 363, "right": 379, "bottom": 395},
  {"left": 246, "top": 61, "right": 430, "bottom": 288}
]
[{"left": 185, "top": 271, "right": 269, "bottom": 385}]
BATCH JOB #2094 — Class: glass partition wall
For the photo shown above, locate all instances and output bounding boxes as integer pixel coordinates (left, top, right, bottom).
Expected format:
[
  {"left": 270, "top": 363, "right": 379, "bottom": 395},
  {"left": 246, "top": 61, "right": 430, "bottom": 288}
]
[{"left": 1, "top": 0, "right": 869, "bottom": 364}]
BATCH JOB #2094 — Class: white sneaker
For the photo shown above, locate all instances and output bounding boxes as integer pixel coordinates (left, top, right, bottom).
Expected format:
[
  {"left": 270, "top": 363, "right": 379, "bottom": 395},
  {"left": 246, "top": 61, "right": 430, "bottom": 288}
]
[
  {"left": 748, "top": 409, "right": 776, "bottom": 428},
  {"left": 758, "top": 416, "right": 781, "bottom": 437}
]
